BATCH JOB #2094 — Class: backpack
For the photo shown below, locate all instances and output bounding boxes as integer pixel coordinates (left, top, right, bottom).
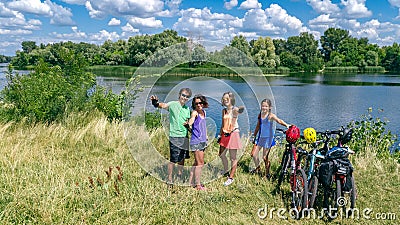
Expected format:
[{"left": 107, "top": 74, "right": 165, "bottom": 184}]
[
  {"left": 319, "top": 160, "right": 334, "bottom": 188},
  {"left": 319, "top": 157, "right": 354, "bottom": 190},
  {"left": 333, "top": 157, "right": 354, "bottom": 192}
]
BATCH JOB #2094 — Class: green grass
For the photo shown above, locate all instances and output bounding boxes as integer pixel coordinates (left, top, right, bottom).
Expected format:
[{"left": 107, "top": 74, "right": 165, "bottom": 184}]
[
  {"left": 0, "top": 113, "right": 399, "bottom": 224},
  {"left": 88, "top": 65, "right": 290, "bottom": 78}
]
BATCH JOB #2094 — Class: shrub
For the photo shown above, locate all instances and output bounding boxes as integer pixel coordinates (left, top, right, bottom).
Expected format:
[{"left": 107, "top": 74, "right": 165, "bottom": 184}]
[
  {"left": 348, "top": 107, "right": 398, "bottom": 159},
  {"left": 1, "top": 61, "right": 79, "bottom": 122},
  {"left": 0, "top": 49, "right": 138, "bottom": 123}
]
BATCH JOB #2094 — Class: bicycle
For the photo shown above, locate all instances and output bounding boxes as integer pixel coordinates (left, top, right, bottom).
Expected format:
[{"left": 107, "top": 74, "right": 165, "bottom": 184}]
[
  {"left": 300, "top": 131, "right": 326, "bottom": 209},
  {"left": 318, "top": 127, "right": 356, "bottom": 218},
  {"left": 275, "top": 126, "right": 308, "bottom": 213}
]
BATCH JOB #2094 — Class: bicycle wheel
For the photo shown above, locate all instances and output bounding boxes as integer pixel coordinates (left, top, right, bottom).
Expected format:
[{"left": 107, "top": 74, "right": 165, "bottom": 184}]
[
  {"left": 350, "top": 176, "right": 356, "bottom": 208},
  {"left": 343, "top": 176, "right": 357, "bottom": 217},
  {"left": 277, "top": 152, "right": 289, "bottom": 187},
  {"left": 323, "top": 178, "right": 341, "bottom": 219},
  {"left": 292, "top": 169, "right": 308, "bottom": 211},
  {"left": 308, "top": 175, "right": 318, "bottom": 208}
]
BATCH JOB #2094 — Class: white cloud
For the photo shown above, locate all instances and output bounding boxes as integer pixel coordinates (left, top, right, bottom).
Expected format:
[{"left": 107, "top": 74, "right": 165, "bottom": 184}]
[
  {"left": 46, "top": 0, "right": 74, "bottom": 25},
  {"left": 51, "top": 26, "right": 87, "bottom": 39},
  {"left": 7, "top": 0, "right": 51, "bottom": 15},
  {"left": 6, "top": 0, "right": 74, "bottom": 26},
  {"left": 237, "top": 31, "right": 257, "bottom": 38},
  {"left": 266, "top": 4, "right": 304, "bottom": 32},
  {"left": 0, "top": 11, "right": 41, "bottom": 31},
  {"left": 241, "top": 4, "right": 305, "bottom": 37},
  {"left": 127, "top": 17, "right": 163, "bottom": 28},
  {"left": 388, "top": 0, "right": 400, "bottom": 7},
  {"left": 0, "top": 2, "right": 15, "bottom": 17},
  {"left": 309, "top": 14, "right": 337, "bottom": 31},
  {"left": 173, "top": 8, "right": 238, "bottom": 41},
  {"left": 388, "top": 0, "right": 400, "bottom": 18},
  {"left": 121, "top": 23, "right": 139, "bottom": 33},
  {"left": 85, "top": 1, "right": 104, "bottom": 19},
  {"left": 89, "top": 30, "right": 120, "bottom": 41},
  {"left": 340, "top": 0, "right": 372, "bottom": 18},
  {"left": 306, "top": 0, "right": 340, "bottom": 14},
  {"left": 85, "top": 0, "right": 164, "bottom": 19},
  {"left": 108, "top": 18, "right": 121, "bottom": 26},
  {"left": 165, "top": 0, "right": 182, "bottom": 12},
  {"left": 224, "top": 0, "right": 238, "bottom": 10},
  {"left": 60, "top": 0, "right": 87, "bottom": 5},
  {"left": 239, "top": 0, "right": 262, "bottom": 10},
  {"left": 0, "top": 28, "right": 32, "bottom": 35}
]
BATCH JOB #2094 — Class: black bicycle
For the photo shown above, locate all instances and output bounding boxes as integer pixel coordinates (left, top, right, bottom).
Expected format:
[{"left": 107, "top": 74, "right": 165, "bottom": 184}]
[
  {"left": 318, "top": 127, "right": 356, "bottom": 218},
  {"left": 276, "top": 127, "right": 308, "bottom": 213}
]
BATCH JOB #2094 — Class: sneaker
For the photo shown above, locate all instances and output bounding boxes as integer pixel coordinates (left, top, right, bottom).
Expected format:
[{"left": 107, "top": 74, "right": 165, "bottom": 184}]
[{"left": 224, "top": 177, "right": 234, "bottom": 186}]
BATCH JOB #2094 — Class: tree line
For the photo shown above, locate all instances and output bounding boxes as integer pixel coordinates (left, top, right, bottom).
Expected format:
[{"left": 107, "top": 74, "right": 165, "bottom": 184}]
[
  {"left": 0, "top": 55, "right": 12, "bottom": 63},
  {"left": 9, "top": 28, "right": 400, "bottom": 72}
]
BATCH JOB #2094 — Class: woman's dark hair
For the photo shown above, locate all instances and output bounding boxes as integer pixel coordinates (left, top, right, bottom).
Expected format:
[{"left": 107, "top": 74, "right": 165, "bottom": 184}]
[
  {"left": 221, "top": 91, "right": 235, "bottom": 106},
  {"left": 261, "top": 98, "right": 272, "bottom": 112},
  {"left": 191, "top": 94, "right": 209, "bottom": 109}
]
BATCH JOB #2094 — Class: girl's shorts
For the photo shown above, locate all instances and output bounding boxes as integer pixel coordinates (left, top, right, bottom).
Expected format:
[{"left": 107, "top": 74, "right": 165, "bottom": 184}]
[
  {"left": 190, "top": 142, "right": 207, "bottom": 151},
  {"left": 219, "top": 131, "right": 242, "bottom": 149},
  {"left": 255, "top": 137, "right": 276, "bottom": 148}
]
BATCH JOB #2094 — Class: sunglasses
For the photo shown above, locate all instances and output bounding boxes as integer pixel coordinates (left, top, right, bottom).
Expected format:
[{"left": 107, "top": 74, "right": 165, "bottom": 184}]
[
  {"left": 195, "top": 102, "right": 204, "bottom": 105},
  {"left": 180, "top": 93, "right": 190, "bottom": 98}
]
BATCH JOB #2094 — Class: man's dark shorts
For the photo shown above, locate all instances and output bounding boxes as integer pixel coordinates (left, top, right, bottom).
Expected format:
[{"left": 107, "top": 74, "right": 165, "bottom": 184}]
[{"left": 169, "top": 137, "right": 190, "bottom": 163}]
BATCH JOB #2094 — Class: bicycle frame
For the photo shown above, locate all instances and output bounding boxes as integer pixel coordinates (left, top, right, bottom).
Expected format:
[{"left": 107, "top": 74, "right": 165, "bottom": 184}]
[{"left": 276, "top": 128, "right": 308, "bottom": 212}]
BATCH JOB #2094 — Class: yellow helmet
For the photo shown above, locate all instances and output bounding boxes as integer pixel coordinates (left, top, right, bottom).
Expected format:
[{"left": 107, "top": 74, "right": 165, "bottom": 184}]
[{"left": 303, "top": 127, "right": 317, "bottom": 143}]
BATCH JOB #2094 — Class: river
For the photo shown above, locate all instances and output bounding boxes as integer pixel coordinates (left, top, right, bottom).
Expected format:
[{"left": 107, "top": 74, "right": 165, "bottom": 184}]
[{"left": 1, "top": 63, "right": 399, "bottom": 145}]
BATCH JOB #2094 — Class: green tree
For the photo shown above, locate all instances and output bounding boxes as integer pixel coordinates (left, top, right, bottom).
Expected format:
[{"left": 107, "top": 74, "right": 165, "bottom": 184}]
[
  {"left": 21, "top": 41, "right": 37, "bottom": 54},
  {"left": 320, "top": 28, "right": 350, "bottom": 62},
  {"left": 286, "top": 32, "right": 322, "bottom": 71},
  {"left": 279, "top": 51, "right": 302, "bottom": 71},
  {"left": 230, "top": 35, "right": 250, "bottom": 56},
  {"left": 365, "top": 50, "right": 378, "bottom": 66},
  {"left": 381, "top": 43, "right": 400, "bottom": 72},
  {"left": 251, "top": 37, "right": 277, "bottom": 68},
  {"left": 10, "top": 51, "right": 29, "bottom": 69}
]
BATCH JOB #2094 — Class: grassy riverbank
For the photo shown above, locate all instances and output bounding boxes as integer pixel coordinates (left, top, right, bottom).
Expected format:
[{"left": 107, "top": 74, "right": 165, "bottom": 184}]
[
  {"left": 88, "top": 65, "right": 291, "bottom": 77},
  {"left": 88, "top": 65, "right": 386, "bottom": 78},
  {"left": 0, "top": 113, "right": 399, "bottom": 224}
]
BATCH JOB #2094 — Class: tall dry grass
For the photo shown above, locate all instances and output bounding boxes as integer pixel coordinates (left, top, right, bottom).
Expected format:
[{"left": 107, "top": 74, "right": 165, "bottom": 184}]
[{"left": 0, "top": 113, "right": 399, "bottom": 224}]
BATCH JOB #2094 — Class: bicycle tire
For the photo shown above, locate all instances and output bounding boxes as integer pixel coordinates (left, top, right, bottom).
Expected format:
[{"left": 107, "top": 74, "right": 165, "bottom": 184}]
[
  {"left": 332, "top": 179, "right": 341, "bottom": 219},
  {"left": 350, "top": 176, "right": 356, "bottom": 209},
  {"left": 344, "top": 176, "right": 356, "bottom": 217},
  {"left": 277, "top": 152, "right": 289, "bottom": 187},
  {"left": 308, "top": 175, "right": 318, "bottom": 208},
  {"left": 293, "top": 169, "right": 308, "bottom": 211}
]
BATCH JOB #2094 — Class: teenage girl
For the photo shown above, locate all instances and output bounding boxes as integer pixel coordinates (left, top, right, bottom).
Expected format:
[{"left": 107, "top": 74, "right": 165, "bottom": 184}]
[
  {"left": 251, "top": 98, "right": 289, "bottom": 179},
  {"left": 218, "top": 92, "right": 244, "bottom": 186},
  {"left": 186, "top": 95, "right": 209, "bottom": 190}
]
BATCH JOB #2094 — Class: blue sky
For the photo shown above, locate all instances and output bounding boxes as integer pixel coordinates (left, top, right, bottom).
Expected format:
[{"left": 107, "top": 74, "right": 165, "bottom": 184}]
[{"left": 1, "top": 0, "right": 400, "bottom": 56}]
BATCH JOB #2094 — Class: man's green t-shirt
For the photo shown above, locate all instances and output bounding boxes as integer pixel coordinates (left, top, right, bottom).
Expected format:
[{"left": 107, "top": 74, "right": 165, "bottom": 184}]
[{"left": 167, "top": 101, "right": 190, "bottom": 137}]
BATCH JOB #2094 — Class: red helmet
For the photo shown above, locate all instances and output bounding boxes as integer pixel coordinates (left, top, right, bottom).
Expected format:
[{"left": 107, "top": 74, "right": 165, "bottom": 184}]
[{"left": 286, "top": 125, "right": 300, "bottom": 143}]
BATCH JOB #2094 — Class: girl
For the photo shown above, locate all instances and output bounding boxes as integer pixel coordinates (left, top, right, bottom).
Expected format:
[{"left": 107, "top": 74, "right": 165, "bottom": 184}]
[
  {"left": 218, "top": 92, "right": 244, "bottom": 186},
  {"left": 186, "top": 95, "right": 209, "bottom": 190},
  {"left": 251, "top": 98, "right": 290, "bottom": 179}
]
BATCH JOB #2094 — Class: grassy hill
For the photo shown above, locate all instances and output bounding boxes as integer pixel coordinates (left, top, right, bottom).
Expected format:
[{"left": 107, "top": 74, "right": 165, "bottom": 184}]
[{"left": 0, "top": 113, "right": 399, "bottom": 224}]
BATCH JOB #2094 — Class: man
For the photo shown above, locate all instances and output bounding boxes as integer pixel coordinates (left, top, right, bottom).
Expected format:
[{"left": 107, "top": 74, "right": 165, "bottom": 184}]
[{"left": 150, "top": 88, "right": 192, "bottom": 186}]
